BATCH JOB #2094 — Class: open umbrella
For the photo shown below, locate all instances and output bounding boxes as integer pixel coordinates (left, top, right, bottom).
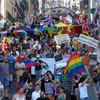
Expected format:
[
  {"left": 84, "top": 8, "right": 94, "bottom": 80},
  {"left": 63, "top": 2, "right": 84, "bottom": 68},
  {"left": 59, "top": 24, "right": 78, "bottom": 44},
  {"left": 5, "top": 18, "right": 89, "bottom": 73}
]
[
  {"left": 14, "top": 30, "right": 27, "bottom": 35},
  {"left": 55, "top": 22, "right": 67, "bottom": 27},
  {"left": 16, "top": 25, "right": 31, "bottom": 32}
]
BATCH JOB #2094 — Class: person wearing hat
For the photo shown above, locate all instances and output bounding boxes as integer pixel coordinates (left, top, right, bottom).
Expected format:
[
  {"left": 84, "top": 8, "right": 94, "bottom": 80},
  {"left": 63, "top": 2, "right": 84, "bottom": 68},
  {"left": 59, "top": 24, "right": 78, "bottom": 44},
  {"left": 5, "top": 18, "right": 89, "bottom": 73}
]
[
  {"left": 35, "top": 55, "right": 43, "bottom": 81},
  {"left": 0, "top": 57, "right": 9, "bottom": 100}
]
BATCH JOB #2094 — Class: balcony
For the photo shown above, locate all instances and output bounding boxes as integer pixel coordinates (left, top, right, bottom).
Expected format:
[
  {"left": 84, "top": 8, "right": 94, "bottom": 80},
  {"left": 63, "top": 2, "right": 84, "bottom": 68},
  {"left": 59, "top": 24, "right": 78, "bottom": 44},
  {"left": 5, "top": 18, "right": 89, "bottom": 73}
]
[
  {"left": 6, "top": 11, "right": 15, "bottom": 23},
  {"left": 20, "top": 2, "right": 26, "bottom": 11}
]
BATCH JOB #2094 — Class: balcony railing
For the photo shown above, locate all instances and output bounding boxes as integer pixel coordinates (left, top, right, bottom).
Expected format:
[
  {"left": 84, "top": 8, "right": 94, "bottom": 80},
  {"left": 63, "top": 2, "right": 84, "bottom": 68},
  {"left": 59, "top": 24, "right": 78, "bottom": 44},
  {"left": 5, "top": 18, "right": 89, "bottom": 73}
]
[{"left": 6, "top": 11, "right": 15, "bottom": 23}]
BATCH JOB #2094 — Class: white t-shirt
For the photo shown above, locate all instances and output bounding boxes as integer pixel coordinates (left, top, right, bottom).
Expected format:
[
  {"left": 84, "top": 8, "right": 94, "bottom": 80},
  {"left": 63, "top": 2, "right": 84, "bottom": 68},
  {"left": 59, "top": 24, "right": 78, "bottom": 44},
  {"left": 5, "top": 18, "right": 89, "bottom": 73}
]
[
  {"left": 33, "top": 44, "right": 41, "bottom": 50},
  {"left": 31, "top": 90, "right": 41, "bottom": 100},
  {"left": 79, "top": 83, "right": 88, "bottom": 99},
  {"left": 89, "top": 52, "right": 97, "bottom": 65},
  {"left": 11, "top": 51, "right": 19, "bottom": 56}
]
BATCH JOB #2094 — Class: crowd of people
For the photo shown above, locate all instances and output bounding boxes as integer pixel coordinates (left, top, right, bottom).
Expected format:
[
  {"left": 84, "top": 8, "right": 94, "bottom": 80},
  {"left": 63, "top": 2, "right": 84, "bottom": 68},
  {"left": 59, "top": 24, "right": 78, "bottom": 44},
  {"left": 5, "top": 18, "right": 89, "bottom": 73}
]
[{"left": 0, "top": 12, "right": 100, "bottom": 100}]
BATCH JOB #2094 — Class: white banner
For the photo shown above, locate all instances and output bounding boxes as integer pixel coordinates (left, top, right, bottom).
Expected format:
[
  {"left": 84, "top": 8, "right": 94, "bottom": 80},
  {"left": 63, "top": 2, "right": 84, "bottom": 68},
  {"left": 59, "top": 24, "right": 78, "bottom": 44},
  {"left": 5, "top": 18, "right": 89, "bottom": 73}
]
[
  {"left": 54, "top": 34, "right": 70, "bottom": 44},
  {"left": 31, "top": 58, "right": 68, "bottom": 75},
  {"left": 78, "top": 34, "right": 99, "bottom": 48}
]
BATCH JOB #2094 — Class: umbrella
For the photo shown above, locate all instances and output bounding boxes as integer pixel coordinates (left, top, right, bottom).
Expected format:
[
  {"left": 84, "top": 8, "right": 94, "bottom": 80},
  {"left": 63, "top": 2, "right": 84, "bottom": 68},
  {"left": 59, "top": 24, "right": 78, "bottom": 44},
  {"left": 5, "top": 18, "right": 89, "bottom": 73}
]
[
  {"left": 28, "top": 27, "right": 43, "bottom": 32},
  {"left": 55, "top": 22, "right": 67, "bottom": 27},
  {"left": 14, "top": 30, "right": 27, "bottom": 35},
  {"left": 16, "top": 25, "right": 31, "bottom": 32}
]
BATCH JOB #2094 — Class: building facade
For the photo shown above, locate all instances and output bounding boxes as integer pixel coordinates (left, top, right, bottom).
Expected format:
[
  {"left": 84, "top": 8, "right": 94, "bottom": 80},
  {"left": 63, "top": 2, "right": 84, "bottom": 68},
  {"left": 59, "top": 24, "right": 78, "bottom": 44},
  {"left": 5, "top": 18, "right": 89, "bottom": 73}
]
[{"left": 0, "top": 0, "right": 38, "bottom": 24}]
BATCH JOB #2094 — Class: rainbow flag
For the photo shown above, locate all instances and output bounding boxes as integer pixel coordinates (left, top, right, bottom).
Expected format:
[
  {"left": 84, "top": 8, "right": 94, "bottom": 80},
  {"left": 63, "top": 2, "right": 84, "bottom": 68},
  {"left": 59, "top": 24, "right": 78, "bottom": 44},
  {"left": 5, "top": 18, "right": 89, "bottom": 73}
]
[
  {"left": 64, "top": 52, "right": 85, "bottom": 80},
  {"left": 55, "top": 76, "right": 60, "bottom": 81},
  {"left": 46, "top": 94, "right": 53, "bottom": 100},
  {"left": 96, "top": 68, "right": 100, "bottom": 76},
  {"left": 22, "top": 81, "right": 28, "bottom": 90}
]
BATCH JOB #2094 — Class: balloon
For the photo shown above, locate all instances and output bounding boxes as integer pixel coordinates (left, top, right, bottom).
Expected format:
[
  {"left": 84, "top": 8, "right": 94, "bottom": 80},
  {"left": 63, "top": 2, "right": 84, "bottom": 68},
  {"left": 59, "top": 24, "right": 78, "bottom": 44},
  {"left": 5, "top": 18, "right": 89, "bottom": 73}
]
[
  {"left": 66, "top": 29, "right": 68, "bottom": 32},
  {"left": 54, "top": 26, "right": 57, "bottom": 29},
  {"left": 44, "top": 23, "right": 47, "bottom": 26},
  {"left": 9, "top": 55, "right": 14, "bottom": 61},
  {"left": 82, "top": 12, "right": 85, "bottom": 15},
  {"left": 99, "top": 21, "right": 100, "bottom": 24},
  {"left": 82, "top": 15, "right": 85, "bottom": 18},
  {"left": 71, "top": 28, "right": 73, "bottom": 31},
  {"left": 64, "top": 22, "right": 66, "bottom": 24},
  {"left": 73, "top": 41, "right": 78, "bottom": 46},
  {"left": 70, "top": 25, "right": 73, "bottom": 29},
  {"left": 84, "top": 10, "right": 87, "bottom": 13},
  {"left": 69, "top": 24, "right": 71, "bottom": 26},
  {"left": 92, "top": 19, "right": 94, "bottom": 23},
  {"left": 90, "top": 21, "right": 93, "bottom": 24},
  {"left": 36, "top": 30, "right": 39, "bottom": 34},
  {"left": 85, "top": 13, "right": 88, "bottom": 16},
  {"left": 34, "top": 32, "right": 37, "bottom": 35},
  {"left": 68, "top": 30, "right": 71, "bottom": 33},
  {"left": 34, "top": 28, "right": 37, "bottom": 32},
  {"left": 53, "top": 28, "right": 56, "bottom": 32}
]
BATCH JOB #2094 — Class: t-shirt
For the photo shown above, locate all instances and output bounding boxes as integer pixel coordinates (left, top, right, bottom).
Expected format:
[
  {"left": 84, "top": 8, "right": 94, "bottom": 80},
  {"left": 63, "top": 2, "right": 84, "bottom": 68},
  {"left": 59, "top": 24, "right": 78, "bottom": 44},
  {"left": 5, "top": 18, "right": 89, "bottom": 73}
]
[
  {"left": 36, "top": 97, "right": 50, "bottom": 100},
  {"left": 24, "top": 88, "right": 34, "bottom": 100},
  {"left": 35, "top": 60, "right": 42, "bottom": 70},
  {"left": 40, "top": 38, "right": 50, "bottom": 46},
  {"left": 32, "top": 90, "right": 41, "bottom": 100},
  {"left": 0, "top": 63, "right": 9, "bottom": 78},
  {"left": 15, "top": 62, "right": 25, "bottom": 76},
  {"left": 78, "top": 83, "right": 88, "bottom": 99},
  {"left": 2, "top": 42, "right": 10, "bottom": 51},
  {"left": 41, "top": 79, "right": 52, "bottom": 92}
]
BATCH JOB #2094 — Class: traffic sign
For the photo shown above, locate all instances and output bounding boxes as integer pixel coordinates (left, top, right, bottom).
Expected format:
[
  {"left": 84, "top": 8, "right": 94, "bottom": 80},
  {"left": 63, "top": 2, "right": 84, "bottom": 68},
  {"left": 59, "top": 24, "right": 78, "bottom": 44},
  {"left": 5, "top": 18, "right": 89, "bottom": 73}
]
[
  {"left": 97, "top": 6, "right": 100, "bottom": 13},
  {"left": 45, "top": 4, "right": 48, "bottom": 9},
  {"left": 87, "top": 9, "right": 91, "bottom": 13}
]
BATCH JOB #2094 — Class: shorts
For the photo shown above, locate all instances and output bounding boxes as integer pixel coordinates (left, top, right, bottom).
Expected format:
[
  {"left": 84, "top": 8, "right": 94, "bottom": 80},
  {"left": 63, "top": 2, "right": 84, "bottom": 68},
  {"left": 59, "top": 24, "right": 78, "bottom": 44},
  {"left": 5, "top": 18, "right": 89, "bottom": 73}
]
[
  {"left": 0, "top": 77, "right": 9, "bottom": 86},
  {"left": 80, "top": 97, "right": 89, "bottom": 100},
  {"left": 75, "top": 88, "right": 80, "bottom": 96}
]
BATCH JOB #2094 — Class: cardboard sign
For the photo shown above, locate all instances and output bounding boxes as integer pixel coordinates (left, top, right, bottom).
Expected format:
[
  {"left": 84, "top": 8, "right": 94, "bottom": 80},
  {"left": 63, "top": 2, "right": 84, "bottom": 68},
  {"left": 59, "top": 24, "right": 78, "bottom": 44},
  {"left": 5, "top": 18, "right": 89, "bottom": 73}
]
[
  {"left": 1, "top": 37, "right": 12, "bottom": 44},
  {"left": 78, "top": 34, "right": 99, "bottom": 48},
  {"left": 45, "top": 82, "right": 53, "bottom": 94},
  {"left": 54, "top": 34, "right": 70, "bottom": 44}
]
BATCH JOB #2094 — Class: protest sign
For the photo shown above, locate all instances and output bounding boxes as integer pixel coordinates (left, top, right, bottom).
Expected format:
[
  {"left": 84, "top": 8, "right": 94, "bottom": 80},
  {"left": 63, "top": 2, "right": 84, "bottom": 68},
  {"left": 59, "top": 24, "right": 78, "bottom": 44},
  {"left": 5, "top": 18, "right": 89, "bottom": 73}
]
[
  {"left": 45, "top": 82, "right": 53, "bottom": 94},
  {"left": 1, "top": 37, "right": 12, "bottom": 44},
  {"left": 78, "top": 34, "right": 99, "bottom": 48},
  {"left": 54, "top": 34, "right": 70, "bottom": 44}
]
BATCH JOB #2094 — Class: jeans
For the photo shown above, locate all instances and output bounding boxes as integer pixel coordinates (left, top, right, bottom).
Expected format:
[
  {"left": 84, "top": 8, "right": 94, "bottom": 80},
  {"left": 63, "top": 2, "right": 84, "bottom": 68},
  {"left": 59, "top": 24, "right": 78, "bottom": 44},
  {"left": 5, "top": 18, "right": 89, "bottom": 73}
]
[
  {"left": 35, "top": 69, "right": 42, "bottom": 78},
  {"left": 80, "top": 97, "right": 89, "bottom": 100}
]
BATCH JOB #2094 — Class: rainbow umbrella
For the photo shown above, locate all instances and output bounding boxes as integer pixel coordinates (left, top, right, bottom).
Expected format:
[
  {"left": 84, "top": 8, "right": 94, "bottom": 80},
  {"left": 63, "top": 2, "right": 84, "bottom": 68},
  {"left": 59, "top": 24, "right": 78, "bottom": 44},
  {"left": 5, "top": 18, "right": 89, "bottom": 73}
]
[{"left": 14, "top": 30, "right": 27, "bottom": 35}]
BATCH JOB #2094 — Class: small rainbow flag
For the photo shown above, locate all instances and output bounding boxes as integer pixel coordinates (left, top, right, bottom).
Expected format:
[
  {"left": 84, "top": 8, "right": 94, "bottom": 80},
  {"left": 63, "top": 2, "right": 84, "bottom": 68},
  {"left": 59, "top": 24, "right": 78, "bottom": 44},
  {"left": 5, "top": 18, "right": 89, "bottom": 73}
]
[
  {"left": 96, "top": 68, "right": 100, "bottom": 76},
  {"left": 55, "top": 76, "right": 60, "bottom": 81},
  {"left": 64, "top": 52, "right": 85, "bottom": 80},
  {"left": 22, "top": 81, "right": 28, "bottom": 90}
]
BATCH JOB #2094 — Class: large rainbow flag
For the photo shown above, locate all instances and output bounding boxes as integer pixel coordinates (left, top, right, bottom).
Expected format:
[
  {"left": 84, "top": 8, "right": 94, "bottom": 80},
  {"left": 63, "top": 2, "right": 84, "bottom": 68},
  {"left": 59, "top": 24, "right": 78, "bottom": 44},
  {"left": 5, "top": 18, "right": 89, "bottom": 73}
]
[{"left": 64, "top": 52, "right": 85, "bottom": 80}]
